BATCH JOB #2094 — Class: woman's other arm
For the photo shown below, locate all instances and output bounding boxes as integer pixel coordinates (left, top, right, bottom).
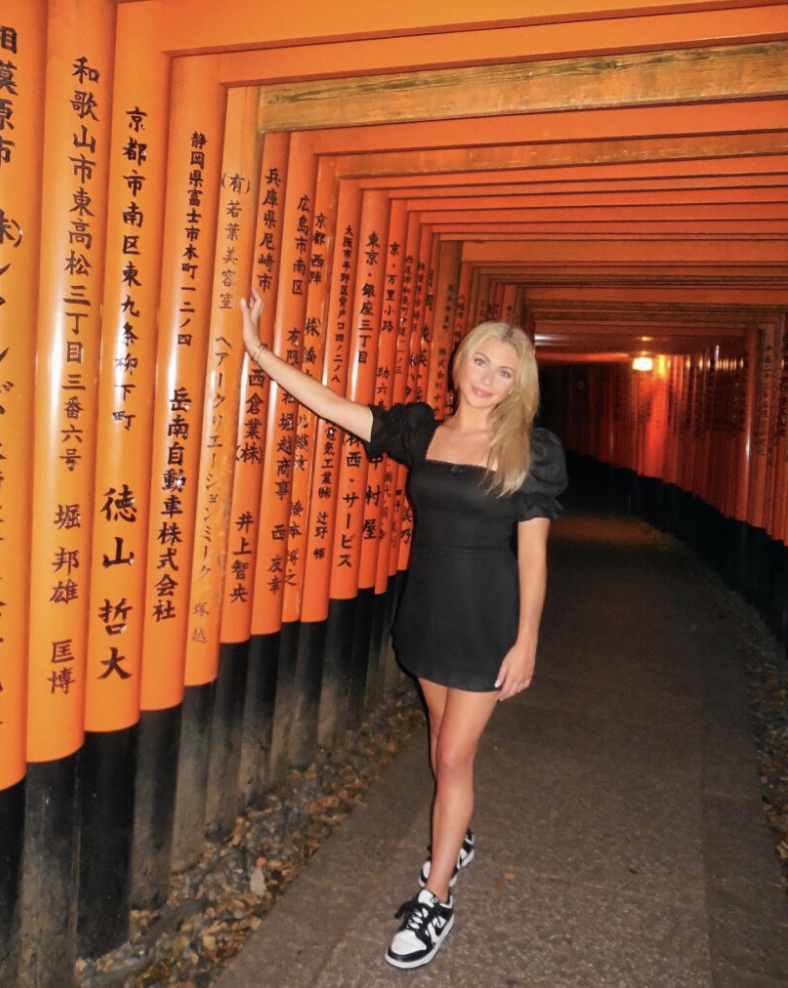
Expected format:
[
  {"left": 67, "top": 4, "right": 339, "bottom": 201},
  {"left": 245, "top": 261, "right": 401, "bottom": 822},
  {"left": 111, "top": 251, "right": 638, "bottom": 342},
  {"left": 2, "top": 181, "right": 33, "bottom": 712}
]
[
  {"left": 494, "top": 517, "right": 550, "bottom": 700},
  {"left": 241, "top": 289, "right": 373, "bottom": 442}
]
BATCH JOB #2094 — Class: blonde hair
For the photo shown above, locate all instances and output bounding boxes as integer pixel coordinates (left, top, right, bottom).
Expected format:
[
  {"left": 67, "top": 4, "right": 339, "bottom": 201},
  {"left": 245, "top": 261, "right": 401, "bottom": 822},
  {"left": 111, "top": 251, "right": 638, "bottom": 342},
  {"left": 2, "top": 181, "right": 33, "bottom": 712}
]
[{"left": 452, "top": 321, "right": 540, "bottom": 496}]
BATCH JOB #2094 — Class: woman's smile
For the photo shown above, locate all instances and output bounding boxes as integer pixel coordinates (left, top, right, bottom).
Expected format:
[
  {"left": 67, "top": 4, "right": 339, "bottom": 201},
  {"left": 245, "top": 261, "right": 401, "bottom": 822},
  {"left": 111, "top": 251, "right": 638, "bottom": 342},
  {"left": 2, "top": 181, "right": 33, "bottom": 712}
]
[{"left": 457, "top": 336, "right": 519, "bottom": 408}]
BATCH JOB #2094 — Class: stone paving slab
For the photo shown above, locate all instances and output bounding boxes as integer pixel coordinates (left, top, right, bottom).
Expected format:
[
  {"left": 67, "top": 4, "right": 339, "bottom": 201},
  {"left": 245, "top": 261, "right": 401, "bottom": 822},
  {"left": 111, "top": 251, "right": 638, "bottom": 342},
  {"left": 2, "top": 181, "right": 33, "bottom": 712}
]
[{"left": 216, "top": 510, "right": 788, "bottom": 988}]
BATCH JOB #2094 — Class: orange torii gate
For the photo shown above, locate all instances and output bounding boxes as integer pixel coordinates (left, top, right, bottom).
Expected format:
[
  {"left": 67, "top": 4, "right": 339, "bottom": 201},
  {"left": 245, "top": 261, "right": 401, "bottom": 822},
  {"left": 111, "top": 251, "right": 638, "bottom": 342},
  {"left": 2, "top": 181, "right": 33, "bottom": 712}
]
[{"left": 1, "top": 3, "right": 787, "bottom": 987}]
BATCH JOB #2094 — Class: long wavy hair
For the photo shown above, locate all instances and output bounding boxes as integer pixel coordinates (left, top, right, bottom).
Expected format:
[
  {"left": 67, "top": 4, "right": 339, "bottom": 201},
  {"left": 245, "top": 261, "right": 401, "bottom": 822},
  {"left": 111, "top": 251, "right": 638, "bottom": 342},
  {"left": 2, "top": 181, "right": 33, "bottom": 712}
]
[{"left": 452, "top": 321, "right": 540, "bottom": 496}]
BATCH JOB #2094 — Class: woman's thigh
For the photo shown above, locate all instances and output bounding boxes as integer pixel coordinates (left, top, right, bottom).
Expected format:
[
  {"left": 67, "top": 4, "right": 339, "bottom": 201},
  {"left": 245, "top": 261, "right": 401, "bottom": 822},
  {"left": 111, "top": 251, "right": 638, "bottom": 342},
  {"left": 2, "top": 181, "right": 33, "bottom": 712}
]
[{"left": 435, "top": 687, "right": 499, "bottom": 767}]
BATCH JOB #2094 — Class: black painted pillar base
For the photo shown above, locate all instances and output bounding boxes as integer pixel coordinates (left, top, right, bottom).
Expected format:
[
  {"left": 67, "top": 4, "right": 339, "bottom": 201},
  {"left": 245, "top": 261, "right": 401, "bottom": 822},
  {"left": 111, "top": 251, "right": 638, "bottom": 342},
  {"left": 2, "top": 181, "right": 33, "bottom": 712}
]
[
  {"left": 205, "top": 642, "right": 249, "bottom": 838},
  {"left": 0, "top": 777, "right": 24, "bottom": 987},
  {"left": 77, "top": 726, "right": 137, "bottom": 957},
  {"left": 318, "top": 597, "right": 356, "bottom": 750},
  {"left": 348, "top": 587, "right": 375, "bottom": 729},
  {"left": 380, "top": 571, "right": 407, "bottom": 694},
  {"left": 760, "top": 533, "right": 788, "bottom": 638},
  {"left": 364, "top": 590, "right": 388, "bottom": 709},
  {"left": 130, "top": 706, "right": 181, "bottom": 909},
  {"left": 172, "top": 683, "right": 215, "bottom": 871},
  {"left": 288, "top": 620, "right": 328, "bottom": 768},
  {"left": 19, "top": 754, "right": 80, "bottom": 988},
  {"left": 238, "top": 633, "right": 278, "bottom": 809},
  {"left": 269, "top": 623, "right": 300, "bottom": 782}
]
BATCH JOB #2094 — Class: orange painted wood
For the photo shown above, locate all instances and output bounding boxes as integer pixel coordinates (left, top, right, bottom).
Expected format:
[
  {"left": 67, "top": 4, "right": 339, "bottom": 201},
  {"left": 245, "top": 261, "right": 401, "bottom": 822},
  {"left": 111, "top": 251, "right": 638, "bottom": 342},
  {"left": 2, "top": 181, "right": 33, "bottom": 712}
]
[
  {"left": 464, "top": 241, "right": 788, "bottom": 264},
  {"left": 772, "top": 317, "right": 788, "bottom": 541},
  {"left": 750, "top": 325, "right": 780, "bottom": 531},
  {"left": 0, "top": 0, "right": 46, "bottom": 786},
  {"left": 250, "top": 133, "right": 318, "bottom": 635},
  {"left": 120, "top": 0, "right": 785, "bottom": 77},
  {"left": 388, "top": 211, "right": 423, "bottom": 578},
  {"left": 84, "top": 15, "right": 171, "bottom": 733},
  {"left": 315, "top": 100, "right": 788, "bottom": 155},
  {"left": 362, "top": 155, "right": 788, "bottom": 190},
  {"left": 427, "top": 241, "right": 462, "bottom": 412},
  {"left": 735, "top": 332, "right": 757, "bottom": 522},
  {"left": 408, "top": 188, "right": 788, "bottom": 211},
  {"left": 281, "top": 155, "right": 339, "bottom": 624},
  {"left": 336, "top": 132, "right": 788, "bottom": 178},
  {"left": 370, "top": 198, "right": 410, "bottom": 594},
  {"left": 330, "top": 189, "right": 389, "bottom": 600},
  {"left": 300, "top": 180, "right": 362, "bottom": 623},
  {"left": 357, "top": 197, "right": 404, "bottom": 594},
  {"left": 185, "top": 86, "right": 261, "bottom": 686},
  {"left": 27, "top": 0, "right": 116, "bottom": 761},
  {"left": 139, "top": 56, "right": 226, "bottom": 711},
  {"left": 220, "top": 132, "right": 290, "bottom": 643},
  {"left": 255, "top": 42, "right": 788, "bottom": 132},
  {"left": 218, "top": 5, "right": 788, "bottom": 88}
]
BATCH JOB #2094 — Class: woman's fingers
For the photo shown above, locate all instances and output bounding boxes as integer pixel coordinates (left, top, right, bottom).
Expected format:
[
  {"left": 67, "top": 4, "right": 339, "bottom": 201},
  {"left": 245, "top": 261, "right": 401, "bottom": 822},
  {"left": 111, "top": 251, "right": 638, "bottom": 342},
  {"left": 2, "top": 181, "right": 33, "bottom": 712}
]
[{"left": 496, "top": 669, "right": 532, "bottom": 701}]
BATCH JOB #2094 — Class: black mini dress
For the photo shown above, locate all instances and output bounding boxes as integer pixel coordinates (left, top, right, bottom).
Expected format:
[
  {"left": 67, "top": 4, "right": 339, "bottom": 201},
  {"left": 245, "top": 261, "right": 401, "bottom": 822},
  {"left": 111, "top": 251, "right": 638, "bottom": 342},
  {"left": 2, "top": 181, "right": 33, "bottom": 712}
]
[{"left": 365, "top": 402, "right": 568, "bottom": 692}]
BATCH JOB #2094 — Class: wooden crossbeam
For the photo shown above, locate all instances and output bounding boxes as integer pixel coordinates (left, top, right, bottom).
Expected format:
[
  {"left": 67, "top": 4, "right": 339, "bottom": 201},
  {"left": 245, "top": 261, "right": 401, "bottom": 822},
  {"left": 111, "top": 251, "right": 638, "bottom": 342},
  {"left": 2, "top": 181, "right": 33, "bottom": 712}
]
[{"left": 258, "top": 42, "right": 788, "bottom": 131}]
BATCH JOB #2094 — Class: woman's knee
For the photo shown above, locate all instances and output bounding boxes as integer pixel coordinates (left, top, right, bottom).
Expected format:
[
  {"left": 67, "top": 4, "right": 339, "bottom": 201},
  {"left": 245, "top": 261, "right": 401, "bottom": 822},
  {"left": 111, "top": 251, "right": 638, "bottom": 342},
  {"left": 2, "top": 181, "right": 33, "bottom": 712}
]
[{"left": 435, "top": 739, "right": 476, "bottom": 780}]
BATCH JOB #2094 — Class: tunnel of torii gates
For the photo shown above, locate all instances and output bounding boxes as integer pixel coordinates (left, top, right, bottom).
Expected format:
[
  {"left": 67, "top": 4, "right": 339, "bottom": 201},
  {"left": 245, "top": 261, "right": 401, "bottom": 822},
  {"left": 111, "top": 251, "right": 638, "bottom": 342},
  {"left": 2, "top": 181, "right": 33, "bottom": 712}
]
[{"left": 1, "top": 0, "right": 787, "bottom": 984}]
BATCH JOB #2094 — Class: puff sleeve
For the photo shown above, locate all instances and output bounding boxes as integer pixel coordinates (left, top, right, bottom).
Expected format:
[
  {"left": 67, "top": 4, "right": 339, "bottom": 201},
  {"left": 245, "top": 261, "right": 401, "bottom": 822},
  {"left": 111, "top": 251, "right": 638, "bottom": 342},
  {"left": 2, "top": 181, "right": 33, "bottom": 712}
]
[
  {"left": 363, "top": 402, "right": 436, "bottom": 467},
  {"left": 515, "top": 427, "right": 568, "bottom": 522}
]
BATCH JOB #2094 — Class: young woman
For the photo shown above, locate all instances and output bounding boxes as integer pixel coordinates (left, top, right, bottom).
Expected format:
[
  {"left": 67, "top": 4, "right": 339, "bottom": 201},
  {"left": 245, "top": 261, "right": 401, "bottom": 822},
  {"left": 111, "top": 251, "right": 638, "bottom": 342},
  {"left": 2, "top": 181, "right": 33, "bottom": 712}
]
[{"left": 241, "top": 289, "right": 566, "bottom": 969}]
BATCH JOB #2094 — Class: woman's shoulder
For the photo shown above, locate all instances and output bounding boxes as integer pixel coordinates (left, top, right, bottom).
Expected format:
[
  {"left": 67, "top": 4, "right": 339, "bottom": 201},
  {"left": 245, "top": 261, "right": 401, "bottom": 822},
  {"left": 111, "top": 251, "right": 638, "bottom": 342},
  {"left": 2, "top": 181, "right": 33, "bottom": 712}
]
[
  {"left": 523, "top": 427, "right": 568, "bottom": 496},
  {"left": 364, "top": 401, "right": 438, "bottom": 464}
]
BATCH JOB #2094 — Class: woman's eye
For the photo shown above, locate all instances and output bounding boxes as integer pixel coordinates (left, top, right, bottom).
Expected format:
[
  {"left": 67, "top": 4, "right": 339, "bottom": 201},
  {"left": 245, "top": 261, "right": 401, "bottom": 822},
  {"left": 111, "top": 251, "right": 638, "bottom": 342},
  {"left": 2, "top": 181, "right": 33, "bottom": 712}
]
[{"left": 500, "top": 370, "right": 512, "bottom": 379}]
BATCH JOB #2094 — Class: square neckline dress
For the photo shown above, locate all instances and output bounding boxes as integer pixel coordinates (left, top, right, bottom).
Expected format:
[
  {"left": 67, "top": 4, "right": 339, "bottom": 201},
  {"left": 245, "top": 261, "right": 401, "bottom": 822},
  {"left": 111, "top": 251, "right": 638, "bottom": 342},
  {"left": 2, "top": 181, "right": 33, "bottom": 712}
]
[{"left": 365, "top": 402, "right": 567, "bottom": 692}]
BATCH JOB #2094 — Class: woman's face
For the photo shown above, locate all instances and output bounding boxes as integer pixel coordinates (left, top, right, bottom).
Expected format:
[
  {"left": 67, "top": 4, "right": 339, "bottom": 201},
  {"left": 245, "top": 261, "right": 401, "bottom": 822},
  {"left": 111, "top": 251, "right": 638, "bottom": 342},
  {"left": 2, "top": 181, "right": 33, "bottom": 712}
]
[{"left": 456, "top": 336, "right": 519, "bottom": 410}]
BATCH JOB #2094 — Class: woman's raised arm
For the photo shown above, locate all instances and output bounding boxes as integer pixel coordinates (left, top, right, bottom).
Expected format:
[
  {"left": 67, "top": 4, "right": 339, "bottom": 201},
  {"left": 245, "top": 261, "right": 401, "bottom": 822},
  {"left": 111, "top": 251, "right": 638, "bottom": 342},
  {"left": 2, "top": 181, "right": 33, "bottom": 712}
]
[{"left": 241, "top": 288, "right": 374, "bottom": 442}]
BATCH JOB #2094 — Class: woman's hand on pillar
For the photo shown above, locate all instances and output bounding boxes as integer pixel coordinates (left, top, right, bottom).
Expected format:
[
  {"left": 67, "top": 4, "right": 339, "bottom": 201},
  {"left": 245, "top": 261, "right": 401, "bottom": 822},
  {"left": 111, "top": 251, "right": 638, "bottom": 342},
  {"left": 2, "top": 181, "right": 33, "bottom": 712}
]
[{"left": 240, "top": 286, "right": 265, "bottom": 359}]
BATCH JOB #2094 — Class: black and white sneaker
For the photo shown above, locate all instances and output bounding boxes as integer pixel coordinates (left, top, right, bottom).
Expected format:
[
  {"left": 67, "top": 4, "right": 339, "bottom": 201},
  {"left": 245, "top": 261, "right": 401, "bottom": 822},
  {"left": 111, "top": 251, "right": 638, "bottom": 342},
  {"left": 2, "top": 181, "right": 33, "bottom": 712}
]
[
  {"left": 385, "top": 888, "right": 455, "bottom": 969},
  {"left": 419, "top": 828, "right": 475, "bottom": 888}
]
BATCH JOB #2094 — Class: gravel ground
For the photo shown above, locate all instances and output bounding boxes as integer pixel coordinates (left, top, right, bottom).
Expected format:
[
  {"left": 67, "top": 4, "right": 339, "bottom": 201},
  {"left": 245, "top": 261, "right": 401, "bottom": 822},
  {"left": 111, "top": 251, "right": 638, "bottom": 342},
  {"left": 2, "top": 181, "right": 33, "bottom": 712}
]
[{"left": 76, "top": 685, "right": 424, "bottom": 988}]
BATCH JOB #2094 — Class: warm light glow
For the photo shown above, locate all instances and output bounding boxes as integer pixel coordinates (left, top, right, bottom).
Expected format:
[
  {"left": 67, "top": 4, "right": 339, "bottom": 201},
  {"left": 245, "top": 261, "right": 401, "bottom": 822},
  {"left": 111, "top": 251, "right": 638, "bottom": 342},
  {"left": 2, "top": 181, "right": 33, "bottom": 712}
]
[{"left": 632, "top": 356, "right": 653, "bottom": 372}]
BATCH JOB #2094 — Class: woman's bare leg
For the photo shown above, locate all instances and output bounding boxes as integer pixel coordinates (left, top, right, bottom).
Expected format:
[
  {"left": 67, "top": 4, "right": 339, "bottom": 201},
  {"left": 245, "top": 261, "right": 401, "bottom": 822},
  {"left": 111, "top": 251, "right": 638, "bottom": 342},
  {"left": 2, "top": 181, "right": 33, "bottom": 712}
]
[
  {"left": 419, "top": 680, "right": 499, "bottom": 902},
  {"left": 420, "top": 678, "right": 449, "bottom": 779}
]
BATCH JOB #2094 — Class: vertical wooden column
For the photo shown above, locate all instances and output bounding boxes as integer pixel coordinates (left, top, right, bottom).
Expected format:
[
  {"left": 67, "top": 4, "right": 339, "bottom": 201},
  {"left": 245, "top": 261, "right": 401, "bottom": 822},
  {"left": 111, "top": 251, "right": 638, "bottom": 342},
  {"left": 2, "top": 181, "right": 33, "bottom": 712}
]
[
  {"left": 762, "top": 324, "right": 783, "bottom": 540},
  {"left": 22, "top": 1, "right": 115, "bottom": 983},
  {"left": 79, "top": 0, "right": 172, "bottom": 951},
  {"left": 747, "top": 326, "right": 777, "bottom": 532},
  {"left": 731, "top": 335, "right": 757, "bottom": 593},
  {"left": 285, "top": 156, "right": 340, "bottom": 768},
  {"left": 349, "top": 191, "right": 400, "bottom": 722},
  {"left": 475, "top": 273, "right": 491, "bottom": 323},
  {"left": 137, "top": 54, "right": 226, "bottom": 873},
  {"left": 228, "top": 132, "right": 289, "bottom": 809},
  {"left": 365, "top": 198, "right": 409, "bottom": 703},
  {"left": 91, "top": 2, "right": 176, "bottom": 915},
  {"left": 415, "top": 229, "right": 439, "bottom": 405},
  {"left": 251, "top": 133, "right": 318, "bottom": 782},
  {"left": 452, "top": 261, "right": 473, "bottom": 347},
  {"left": 716, "top": 352, "right": 733, "bottom": 520},
  {"left": 774, "top": 318, "right": 788, "bottom": 544},
  {"left": 181, "top": 86, "right": 261, "bottom": 838},
  {"left": 0, "top": 3, "right": 45, "bottom": 983},
  {"left": 275, "top": 153, "right": 337, "bottom": 771},
  {"left": 500, "top": 282, "right": 518, "bottom": 324},
  {"left": 467, "top": 266, "right": 481, "bottom": 331},
  {"left": 394, "top": 214, "right": 425, "bottom": 582},
  {"left": 300, "top": 179, "right": 362, "bottom": 748},
  {"left": 427, "top": 240, "right": 462, "bottom": 412},
  {"left": 320, "top": 189, "right": 389, "bottom": 739}
]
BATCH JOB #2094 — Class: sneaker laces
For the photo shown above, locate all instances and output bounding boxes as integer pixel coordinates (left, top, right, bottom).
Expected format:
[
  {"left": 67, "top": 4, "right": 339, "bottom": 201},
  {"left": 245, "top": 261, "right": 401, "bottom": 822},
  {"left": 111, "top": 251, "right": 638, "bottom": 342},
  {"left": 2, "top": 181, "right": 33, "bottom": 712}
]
[{"left": 394, "top": 897, "right": 437, "bottom": 947}]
